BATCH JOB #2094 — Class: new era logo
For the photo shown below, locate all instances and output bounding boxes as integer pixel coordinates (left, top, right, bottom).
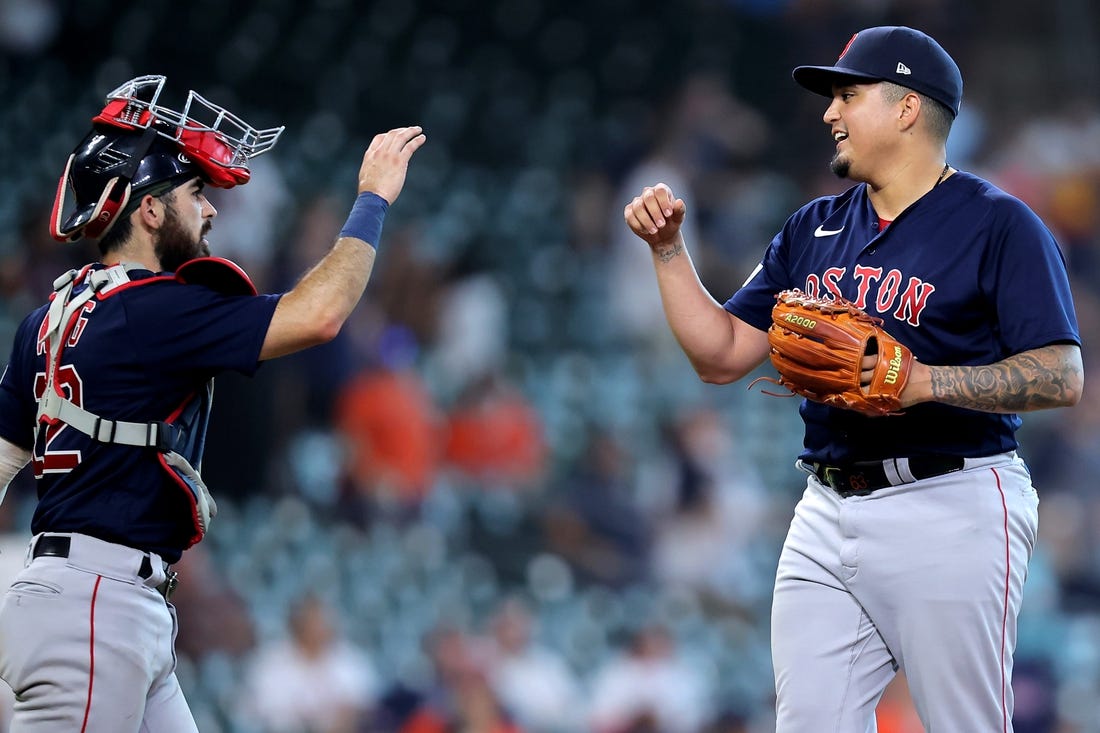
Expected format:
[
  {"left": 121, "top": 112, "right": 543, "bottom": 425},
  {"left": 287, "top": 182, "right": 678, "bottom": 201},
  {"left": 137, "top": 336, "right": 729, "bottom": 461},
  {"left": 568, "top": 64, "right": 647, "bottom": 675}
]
[{"left": 896, "top": 62, "right": 912, "bottom": 75}]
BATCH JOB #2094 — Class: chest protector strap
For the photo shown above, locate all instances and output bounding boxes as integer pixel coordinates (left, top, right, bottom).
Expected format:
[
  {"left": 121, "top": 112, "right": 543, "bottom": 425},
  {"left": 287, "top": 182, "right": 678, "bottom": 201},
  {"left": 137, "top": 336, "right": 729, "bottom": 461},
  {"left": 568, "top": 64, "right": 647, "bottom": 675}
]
[{"left": 34, "top": 259, "right": 251, "bottom": 543}]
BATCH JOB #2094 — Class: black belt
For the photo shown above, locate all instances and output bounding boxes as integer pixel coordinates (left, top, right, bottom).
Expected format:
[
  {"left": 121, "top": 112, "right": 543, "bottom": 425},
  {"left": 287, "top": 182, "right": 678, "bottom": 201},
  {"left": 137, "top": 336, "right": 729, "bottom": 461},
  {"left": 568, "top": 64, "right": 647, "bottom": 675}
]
[
  {"left": 32, "top": 535, "right": 178, "bottom": 599},
  {"left": 809, "top": 455, "right": 965, "bottom": 497}
]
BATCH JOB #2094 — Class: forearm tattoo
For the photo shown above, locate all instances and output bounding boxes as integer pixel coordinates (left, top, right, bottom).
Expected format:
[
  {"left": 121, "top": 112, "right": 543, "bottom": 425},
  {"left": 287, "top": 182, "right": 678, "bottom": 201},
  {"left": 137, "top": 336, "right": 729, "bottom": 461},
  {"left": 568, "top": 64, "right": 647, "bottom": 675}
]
[
  {"left": 929, "top": 345, "right": 1082, "bottom": 412},
  {"left": 655, "top": 241, "right": 684, "bottom": 263}
]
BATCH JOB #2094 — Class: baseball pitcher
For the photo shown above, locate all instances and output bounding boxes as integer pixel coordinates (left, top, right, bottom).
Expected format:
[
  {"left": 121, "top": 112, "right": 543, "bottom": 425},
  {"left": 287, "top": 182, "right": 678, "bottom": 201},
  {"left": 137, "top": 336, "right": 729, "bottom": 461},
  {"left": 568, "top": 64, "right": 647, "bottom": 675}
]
[{"left": 625, "top": 26, "right": 1082, "bottom": 733}]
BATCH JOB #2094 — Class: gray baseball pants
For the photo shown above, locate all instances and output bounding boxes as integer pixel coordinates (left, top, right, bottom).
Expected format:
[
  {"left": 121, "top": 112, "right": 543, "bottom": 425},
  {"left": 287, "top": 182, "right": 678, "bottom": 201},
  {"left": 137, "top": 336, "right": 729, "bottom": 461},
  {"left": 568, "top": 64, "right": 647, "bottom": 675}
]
[
  {"left": 0, "top": 533, "right": 197, "bottom": 732},
  {"left": 772, "top": 452, "right": 1038, "bottom": 732}
]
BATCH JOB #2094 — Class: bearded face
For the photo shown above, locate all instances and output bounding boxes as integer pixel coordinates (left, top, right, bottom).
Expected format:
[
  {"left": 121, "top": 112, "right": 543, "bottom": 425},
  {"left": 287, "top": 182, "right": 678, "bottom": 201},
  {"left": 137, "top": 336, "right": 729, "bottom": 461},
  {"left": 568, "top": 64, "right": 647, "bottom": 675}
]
[{"left": 154, "top": 193, "right": 211, "bottom": 273}]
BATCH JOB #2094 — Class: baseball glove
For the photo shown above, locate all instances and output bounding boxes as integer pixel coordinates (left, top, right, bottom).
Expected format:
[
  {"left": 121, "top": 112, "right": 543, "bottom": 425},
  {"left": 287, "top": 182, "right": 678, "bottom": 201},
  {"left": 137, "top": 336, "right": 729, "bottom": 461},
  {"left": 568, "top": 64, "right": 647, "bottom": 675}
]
[{"left": 755, "top": 289, "right": 913, "bottom": 417}]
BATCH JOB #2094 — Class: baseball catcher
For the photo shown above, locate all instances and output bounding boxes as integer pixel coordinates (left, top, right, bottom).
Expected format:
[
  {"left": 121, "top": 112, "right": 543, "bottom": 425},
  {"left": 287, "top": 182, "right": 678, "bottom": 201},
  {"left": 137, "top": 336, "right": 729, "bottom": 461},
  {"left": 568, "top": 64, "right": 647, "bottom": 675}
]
[{"left": 0, "top": 74, "right": 424, "bottom": 732}]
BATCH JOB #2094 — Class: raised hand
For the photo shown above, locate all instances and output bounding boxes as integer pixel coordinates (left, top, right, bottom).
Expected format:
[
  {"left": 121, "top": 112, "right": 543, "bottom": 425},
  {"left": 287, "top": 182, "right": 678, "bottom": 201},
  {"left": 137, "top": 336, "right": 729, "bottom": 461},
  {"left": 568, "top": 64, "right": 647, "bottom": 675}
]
[{"left": 357, "top": 126, "right": 427, "bottom": 204}]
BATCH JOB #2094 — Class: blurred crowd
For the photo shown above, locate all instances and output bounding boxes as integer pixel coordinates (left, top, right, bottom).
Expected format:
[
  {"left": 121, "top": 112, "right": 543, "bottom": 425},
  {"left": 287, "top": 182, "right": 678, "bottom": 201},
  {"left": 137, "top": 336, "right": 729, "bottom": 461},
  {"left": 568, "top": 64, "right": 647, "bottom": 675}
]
[{"left": 1, "top": 0, "right": 1099, "bottom": 730}]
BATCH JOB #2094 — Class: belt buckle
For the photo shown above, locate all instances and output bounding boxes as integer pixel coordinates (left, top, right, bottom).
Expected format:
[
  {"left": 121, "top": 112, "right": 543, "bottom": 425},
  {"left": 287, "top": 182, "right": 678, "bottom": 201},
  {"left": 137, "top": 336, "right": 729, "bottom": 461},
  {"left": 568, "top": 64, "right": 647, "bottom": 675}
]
[{"left": 822, "top": 465, "right": 843, "bottom": 491}]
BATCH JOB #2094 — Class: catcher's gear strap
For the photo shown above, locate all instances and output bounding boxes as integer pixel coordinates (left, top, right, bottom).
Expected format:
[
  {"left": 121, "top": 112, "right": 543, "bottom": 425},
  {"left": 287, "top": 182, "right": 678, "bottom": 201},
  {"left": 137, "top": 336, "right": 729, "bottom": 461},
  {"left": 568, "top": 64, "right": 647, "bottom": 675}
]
[
  {"left": 36, "top": 263, "right": 172, "bottom": 449},
  {"left": 36, "top": 257, "right": 253, "bottom": 445},
  {"left": 34, "top": 263, "right": 218, "bottom": 538},
  {"left": 0, "top": 436, "right": 32, "bottom": 507},
  {"left": 37, "top": 390, "right": 181, "bottom": 451}
]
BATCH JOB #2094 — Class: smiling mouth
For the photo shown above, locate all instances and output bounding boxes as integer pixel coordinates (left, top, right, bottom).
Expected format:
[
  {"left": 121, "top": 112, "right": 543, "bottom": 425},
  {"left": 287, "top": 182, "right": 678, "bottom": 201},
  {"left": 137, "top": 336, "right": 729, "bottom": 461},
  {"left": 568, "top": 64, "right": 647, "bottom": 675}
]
[{"left": 833, "top": 131, "right": 849, "bottom": 145}]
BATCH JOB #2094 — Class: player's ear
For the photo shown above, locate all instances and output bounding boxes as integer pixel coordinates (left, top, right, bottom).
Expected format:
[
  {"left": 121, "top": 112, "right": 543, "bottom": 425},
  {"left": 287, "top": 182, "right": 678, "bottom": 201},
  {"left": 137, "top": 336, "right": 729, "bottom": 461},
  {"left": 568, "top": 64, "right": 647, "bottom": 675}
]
[
  {"left": 897, "top": 92, "right": 921, "bottom": 132},
  {"left": 136, "top": 193, "right": 165, "bottom": 230}
]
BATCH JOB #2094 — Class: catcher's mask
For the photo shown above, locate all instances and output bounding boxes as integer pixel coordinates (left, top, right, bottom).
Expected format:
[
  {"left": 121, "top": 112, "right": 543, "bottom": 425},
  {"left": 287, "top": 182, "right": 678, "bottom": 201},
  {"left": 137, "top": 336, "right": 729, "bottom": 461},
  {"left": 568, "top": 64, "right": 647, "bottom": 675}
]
[{"left": 50, "top": 75, "right": 284, "bottom": 242}]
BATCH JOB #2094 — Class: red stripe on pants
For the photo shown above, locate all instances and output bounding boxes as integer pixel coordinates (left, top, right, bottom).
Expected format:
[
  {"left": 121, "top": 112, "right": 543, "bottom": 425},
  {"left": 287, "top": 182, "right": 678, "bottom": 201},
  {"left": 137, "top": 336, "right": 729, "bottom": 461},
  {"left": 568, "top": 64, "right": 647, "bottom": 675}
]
[
  {"left": 80, "top": 575, "right": 102, "bottom": 733},
  {"left": 993, "top": 468, "right": 1010, "bottom": 733}
]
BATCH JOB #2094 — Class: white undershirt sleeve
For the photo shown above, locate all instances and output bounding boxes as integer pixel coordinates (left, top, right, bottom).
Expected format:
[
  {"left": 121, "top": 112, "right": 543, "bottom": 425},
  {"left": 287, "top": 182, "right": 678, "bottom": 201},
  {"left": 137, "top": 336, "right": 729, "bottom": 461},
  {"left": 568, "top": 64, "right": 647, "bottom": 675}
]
[{"left": 0, "top": 436, "right": 31, "bottom": 506}]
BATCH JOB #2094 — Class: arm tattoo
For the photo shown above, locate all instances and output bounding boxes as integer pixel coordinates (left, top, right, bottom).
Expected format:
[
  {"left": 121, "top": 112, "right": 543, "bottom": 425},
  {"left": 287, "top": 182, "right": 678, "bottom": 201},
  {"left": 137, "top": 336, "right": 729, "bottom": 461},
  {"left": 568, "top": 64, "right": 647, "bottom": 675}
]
[
  {"left": 655, "top": 241, "right": 684, "bottom": 264},
  {"left": 929, "top": 344, "right": 1082, "bottom": 412}
]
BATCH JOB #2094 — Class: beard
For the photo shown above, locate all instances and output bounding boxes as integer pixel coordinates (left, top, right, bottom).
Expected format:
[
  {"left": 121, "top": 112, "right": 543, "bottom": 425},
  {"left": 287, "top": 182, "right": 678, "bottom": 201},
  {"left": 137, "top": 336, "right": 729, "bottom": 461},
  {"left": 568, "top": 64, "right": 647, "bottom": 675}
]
[
  {"left": 154, "top": 204, "right": 211, "bottom": 273},
  {"left": 830, "top": 153, "right": 851, "bottom": 179}
]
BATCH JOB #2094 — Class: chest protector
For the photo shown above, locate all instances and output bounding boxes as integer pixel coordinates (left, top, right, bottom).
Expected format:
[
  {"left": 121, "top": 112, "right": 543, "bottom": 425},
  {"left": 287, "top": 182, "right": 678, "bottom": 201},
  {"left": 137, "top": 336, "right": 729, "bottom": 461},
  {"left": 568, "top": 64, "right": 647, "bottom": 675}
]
[{"left": 35, "top": 257, "right": 256, "bottom": 546}]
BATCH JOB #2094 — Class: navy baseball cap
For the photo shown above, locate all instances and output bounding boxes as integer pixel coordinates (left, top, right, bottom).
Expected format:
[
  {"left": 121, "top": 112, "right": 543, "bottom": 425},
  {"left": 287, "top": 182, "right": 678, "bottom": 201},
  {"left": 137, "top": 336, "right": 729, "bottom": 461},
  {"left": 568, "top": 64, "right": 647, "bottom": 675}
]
[{"left": 793, "top": 26, "right": 963, "bottom": 116}]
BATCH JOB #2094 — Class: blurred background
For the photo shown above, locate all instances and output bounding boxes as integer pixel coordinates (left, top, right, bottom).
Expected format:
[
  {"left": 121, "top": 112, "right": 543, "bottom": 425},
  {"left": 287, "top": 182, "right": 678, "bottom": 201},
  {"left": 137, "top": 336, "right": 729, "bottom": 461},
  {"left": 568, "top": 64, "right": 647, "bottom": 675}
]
[{"left": 1, "top": 0, "right": 1099, "bottom": 730}]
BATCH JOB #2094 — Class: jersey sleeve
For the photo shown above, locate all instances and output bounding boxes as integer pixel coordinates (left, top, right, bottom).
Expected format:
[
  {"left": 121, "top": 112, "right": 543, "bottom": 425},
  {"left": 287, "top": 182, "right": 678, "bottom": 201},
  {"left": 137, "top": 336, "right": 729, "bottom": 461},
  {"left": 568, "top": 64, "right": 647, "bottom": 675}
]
[
  {"left": 723, "top": 221, "right": 795, "bottom": 331},
  {"left": 0, "top": 310, "right": 46, "bottom": 449},
  {"left": 121, "top": 284, "right": 282, "bottom": 377},
  {"left": 982, "top": 198, "right": 1080, "bottom": 354}
]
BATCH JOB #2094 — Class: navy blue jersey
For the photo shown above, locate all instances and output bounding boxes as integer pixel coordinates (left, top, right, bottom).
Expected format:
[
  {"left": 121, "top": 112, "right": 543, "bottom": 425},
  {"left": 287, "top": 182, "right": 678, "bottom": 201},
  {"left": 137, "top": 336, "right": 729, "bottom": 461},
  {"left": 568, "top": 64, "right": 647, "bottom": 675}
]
[
  {"left": 725, "top": 171, "right": 1080, "bottom": 463},
  {"left": 0, "top": 265, "right": 280, "bottom": 561}
]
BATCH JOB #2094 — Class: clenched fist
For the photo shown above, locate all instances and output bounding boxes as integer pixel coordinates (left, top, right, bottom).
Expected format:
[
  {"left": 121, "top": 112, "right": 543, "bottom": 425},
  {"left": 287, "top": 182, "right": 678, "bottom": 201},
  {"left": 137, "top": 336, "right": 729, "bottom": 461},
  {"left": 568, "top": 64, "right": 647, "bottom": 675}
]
[{"left": 623, "top": 183, "right": 687, "bottom": 250}]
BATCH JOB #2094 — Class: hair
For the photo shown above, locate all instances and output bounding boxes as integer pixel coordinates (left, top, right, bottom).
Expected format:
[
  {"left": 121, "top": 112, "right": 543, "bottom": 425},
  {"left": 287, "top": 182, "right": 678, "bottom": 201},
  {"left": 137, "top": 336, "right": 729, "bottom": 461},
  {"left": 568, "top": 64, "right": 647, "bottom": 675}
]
[
  {"left": 880, "top": 82, "right": 954, "bottom": 142},
  {"left": 95, "top": 215, "right": 132, "bottom": 257},
  {"left": 94, "top": 186, "right": 180, "bottom": 257}
]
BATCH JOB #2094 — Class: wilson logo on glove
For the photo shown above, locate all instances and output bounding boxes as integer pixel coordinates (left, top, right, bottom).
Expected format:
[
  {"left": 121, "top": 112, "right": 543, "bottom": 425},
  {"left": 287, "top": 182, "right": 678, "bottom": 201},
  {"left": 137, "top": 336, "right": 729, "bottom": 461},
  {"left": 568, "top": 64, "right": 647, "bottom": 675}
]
[{"left": 884, "top": 346, "right": 905, "bottom": 385}]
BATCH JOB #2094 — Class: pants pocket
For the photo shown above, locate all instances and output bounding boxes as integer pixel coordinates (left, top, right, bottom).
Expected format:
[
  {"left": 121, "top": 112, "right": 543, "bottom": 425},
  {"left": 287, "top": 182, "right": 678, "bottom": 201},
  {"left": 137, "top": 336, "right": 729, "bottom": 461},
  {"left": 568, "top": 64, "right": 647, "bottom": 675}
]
[{"left": 7, "top": 579, "right": 63, "bottom": 597}]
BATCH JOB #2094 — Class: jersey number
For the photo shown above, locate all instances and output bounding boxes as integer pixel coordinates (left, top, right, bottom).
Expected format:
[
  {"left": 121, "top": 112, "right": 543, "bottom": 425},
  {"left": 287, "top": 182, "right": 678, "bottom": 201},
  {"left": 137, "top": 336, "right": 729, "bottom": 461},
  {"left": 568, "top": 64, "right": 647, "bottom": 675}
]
[{"left": 32, "top": 366, "right": 84, "bottom": 476}]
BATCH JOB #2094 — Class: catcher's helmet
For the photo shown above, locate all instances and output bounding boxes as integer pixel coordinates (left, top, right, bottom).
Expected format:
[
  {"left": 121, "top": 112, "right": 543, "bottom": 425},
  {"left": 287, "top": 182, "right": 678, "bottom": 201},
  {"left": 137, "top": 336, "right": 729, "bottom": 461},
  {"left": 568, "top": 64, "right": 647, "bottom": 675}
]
[
  {"left": 50, "top": 125, "right": 199, "bottom": 242},
  {"left": 50, "top": 75, "right": 284, "bottom": 242}
]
